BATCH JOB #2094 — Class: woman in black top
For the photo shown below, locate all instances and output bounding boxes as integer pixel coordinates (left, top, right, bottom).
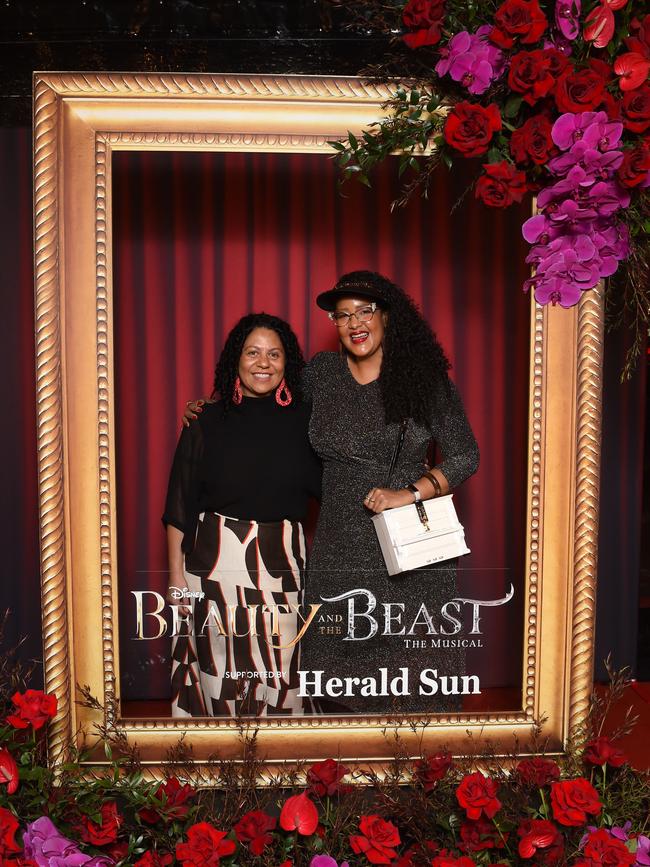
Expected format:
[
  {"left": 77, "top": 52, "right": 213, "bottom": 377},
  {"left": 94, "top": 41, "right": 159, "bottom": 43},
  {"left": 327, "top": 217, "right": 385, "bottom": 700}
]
[{"left": 163, "top": 313, "right": 320, "bottom": 717}]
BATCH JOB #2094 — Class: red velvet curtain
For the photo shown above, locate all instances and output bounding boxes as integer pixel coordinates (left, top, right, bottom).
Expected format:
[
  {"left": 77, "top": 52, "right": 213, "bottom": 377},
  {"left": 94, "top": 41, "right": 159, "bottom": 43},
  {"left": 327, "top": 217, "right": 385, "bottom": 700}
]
[
  {"left": 112, "top": 151, "right": 531, "bottom": 702},
  {"left": 0, "top": 128, "right": 41, "bottom": 675}
]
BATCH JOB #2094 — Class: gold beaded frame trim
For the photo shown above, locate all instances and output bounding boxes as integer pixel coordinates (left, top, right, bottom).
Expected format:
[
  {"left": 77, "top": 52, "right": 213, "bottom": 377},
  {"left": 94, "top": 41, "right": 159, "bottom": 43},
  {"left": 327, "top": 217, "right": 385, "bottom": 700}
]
[{"left": 33, "top": 72, "right": 600, "bottom": 779}]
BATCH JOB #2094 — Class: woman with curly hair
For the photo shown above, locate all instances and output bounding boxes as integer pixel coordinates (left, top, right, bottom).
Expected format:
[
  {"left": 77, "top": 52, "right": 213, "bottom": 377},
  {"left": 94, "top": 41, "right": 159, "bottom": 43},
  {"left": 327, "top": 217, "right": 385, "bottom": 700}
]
[
  {"left": 300, "top": 270, "right": 479, "bottom": 714},
  {"left": 164, "top": 313, "right": 320, "bottom": 717}
]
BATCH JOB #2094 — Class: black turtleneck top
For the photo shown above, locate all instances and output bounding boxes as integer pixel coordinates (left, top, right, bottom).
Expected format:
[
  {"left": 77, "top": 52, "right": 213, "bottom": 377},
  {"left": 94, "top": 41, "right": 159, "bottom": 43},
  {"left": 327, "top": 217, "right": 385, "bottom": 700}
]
[{"left": 163, "top": 397, "right": 321, "bottom": 552}]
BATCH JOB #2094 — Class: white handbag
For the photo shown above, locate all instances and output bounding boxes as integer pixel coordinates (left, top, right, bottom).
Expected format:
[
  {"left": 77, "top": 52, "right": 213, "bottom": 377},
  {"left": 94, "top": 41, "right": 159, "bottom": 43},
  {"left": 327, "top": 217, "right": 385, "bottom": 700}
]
[
  {"left": 372, "top": 494, "right": 470, "bottom": 576},
  {"left": 371, "top": 420, "right": 470, "bottom": 576}
]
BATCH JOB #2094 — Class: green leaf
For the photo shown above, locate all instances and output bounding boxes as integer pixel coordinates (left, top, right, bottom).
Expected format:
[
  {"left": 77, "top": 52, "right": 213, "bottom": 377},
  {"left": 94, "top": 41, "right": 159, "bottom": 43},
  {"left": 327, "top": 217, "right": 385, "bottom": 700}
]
[
  {"left": 348, "top": 132, "right": 358, "bottom": 150},
  {"left": 409, "top": 89, "right": 420, "bottom": 105},
  {"left": 487, "top": 147, "right": 503, "bottom": 163},
  {"left": 504, "top": 95, "right": 523, "bottom": 119},
  {"left": 328, "top": 141, "right": 346, "bottom": 152},
  {"left": 409, "top": 156, "right": 421, "bottom": 173}
]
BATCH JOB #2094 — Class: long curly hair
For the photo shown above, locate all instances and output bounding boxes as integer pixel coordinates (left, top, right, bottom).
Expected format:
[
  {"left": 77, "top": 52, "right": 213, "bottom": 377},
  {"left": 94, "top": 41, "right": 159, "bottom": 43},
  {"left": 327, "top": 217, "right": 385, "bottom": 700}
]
[
  {"left": 212, "top": 312, "right": 305, "bottom": 410},
  {"left": 334, "top": 271, "right": 452, "bottom": 427}
]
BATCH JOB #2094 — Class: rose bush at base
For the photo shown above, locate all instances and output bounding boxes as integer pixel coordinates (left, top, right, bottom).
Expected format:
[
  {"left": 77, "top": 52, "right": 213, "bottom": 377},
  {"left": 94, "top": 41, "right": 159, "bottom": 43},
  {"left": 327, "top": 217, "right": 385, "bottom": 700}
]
[{"left": 0, "top": 682, "right": 648, "bottom": 865}]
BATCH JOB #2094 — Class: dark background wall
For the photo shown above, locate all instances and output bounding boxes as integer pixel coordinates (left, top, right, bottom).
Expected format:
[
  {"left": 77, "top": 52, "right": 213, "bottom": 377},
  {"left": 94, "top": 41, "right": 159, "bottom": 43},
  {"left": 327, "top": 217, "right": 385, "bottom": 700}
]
[{"left": 0, "top": 0, "right": 647, "bottom": 687}]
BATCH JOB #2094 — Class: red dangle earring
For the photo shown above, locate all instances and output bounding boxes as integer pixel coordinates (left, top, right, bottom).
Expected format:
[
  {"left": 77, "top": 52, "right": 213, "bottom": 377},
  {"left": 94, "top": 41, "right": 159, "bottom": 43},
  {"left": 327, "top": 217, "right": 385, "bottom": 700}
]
[
  {"left": 275, "top": 378, "right": 292, "bottom": 406},
  {"left": 233, "top": 376, "right": 243, "bottom": 405}
]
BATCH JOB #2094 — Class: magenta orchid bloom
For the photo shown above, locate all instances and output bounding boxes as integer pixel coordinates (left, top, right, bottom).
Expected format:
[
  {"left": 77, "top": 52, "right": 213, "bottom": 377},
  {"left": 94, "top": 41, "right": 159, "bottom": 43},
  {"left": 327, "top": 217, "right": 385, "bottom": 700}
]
[
  {"left": 525, "top": 273, "right": 584, "bottom": 307},
  {"left": 551, "top": 111, "right": 622, "bottom": 150},
  {"left": 23, "top": 817, "right": 114, "bottom": 867},
  {"left": 548, "top": 142, "right": 624, "bottom": 178},
  {"left": 555, "top": 0, "right": 581, "bottom": 40},
  {"left": 435, "top": 27, "right": 505, "bottom": 94},
  {"left": 310, "top": 858, "right": 350, "bottom": 867}
]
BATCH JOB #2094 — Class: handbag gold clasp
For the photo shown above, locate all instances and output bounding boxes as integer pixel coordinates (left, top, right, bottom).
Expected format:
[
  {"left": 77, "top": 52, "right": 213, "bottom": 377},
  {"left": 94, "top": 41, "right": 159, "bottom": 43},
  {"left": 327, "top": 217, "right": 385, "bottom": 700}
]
[{"left": 414, "top": 500, "right": 430, "bottom": 532}]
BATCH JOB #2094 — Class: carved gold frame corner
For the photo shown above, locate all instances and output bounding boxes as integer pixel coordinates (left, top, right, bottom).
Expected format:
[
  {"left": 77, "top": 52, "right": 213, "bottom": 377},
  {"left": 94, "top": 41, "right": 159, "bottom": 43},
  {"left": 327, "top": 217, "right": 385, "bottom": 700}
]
[{"left": 33, "top": 72, "right": 601, "bottom": 778}]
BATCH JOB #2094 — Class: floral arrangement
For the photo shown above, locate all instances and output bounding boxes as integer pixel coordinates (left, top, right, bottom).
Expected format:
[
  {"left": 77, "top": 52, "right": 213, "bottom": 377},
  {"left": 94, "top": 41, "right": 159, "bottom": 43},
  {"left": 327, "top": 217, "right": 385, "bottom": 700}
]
[
  {"left": 0, "top": 645, "right": 648, "bottom": 866},
  {"left": 330, "top": 0, "right": 650, "bottom": 377}
]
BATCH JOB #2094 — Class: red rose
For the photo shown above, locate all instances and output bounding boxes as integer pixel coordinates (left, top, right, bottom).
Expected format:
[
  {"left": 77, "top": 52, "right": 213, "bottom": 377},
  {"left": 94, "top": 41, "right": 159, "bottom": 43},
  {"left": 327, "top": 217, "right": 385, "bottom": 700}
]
[
  {"left": 0, "top": 807, "right": 21, "bottom": 857},
  {"left": 621, "top": 82, "right": 650, "bottom": 132},
  {"left": 555, "top": 66, "right": 607, "bottom": 113},
  {"left": 459, "top": 817, "right": 506, "bottom": 852},
  {"left": 6, "top": 690, "right": 57, "bottom": 730},
  {"left": 544, "top": 47, "right": 571, "bottom": 80},
  {"left": 350, "top": 814, "right": 401, "bottom": 865},
  {"left": 444, "top": 102, "right": 502, "bottom": 157},
  {"left": 510, "top": 115, "right": 556, "bottom": 165},
  {"left": 79, "top": 802, "right": 123, "bottom": 846},
  {"left": 583, "top": 735, "right": 628, "bottom": 767},
  {"left": 617, "top": 143, "right": 650, "bottom": 186},
  {"left": 475, "top": 161, "right": 528, "bottom": 207},
  {"left": 490, "top": 0, "right": 548, "bottom": 49},
  {"left": 550, "top": 778, "right": 601, "bottom": 827},
  {"left": 517, "top": 819, "right": 561, "bottom": 859},
  {"left": 279, "top": 793, "right": 319, "bottom": 836},
  {"left": 455, "top": 772, "right": 501, "bottom": 820},
  {"left": 176, "top": 822, "right": 236, "bottom": 866},
  {"left": 574, "top": 828, "right": 635, "bottom": 867},
  {"left": 234, "top": 810, "right": 276, "bottom": 856},
  {"left": 0, "top": 749, "right": 19, "bottom": 795},
  {"left": 625, "top": 14, "right": 650, "bottom": 58},
  {"left": 133, "top": 853, "right": 173, "bottom": 867},
  {"left": 307, "top": 758, "right": 351, "bottom": 796},
  {"left": 138, "top": 777, "right": 195, "bottom": 824},
  {"left": 589, "top": 57, "right": 614, "bottom": 83},
  {"left": 402, "top": 0, "right": 445, "bottom": 48},
  {"left": 508, "top": 51, "right": 555, "bottom": 104},
  {"left": 414, "top": 752, "right": 453, "bottom": 791},
  {"left": 514, "top": 757, "right": 561, "bottom": 787}
]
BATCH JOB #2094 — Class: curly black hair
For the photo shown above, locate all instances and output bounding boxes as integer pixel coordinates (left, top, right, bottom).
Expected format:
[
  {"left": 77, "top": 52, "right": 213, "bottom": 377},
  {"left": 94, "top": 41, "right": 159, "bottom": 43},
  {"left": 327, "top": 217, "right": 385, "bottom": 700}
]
[
  {"left": 333, "top": 271, "right": 452, "bottom": 427},
  {"left": 212, "top": 312, "right": 305, "bottom": 410}
]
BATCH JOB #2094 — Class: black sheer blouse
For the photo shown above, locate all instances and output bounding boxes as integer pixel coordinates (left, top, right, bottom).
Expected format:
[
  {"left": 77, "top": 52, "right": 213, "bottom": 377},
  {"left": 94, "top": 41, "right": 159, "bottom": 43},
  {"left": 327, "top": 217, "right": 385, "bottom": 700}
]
[{"left": 163, "top": 397, "right": 321, "bottom": 552}]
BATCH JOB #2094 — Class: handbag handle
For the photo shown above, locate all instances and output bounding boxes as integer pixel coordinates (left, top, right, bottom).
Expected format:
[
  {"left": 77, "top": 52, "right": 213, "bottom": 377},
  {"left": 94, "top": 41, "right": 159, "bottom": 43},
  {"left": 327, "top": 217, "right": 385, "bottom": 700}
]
[
  {"left": 385, "top": 419, "right": 408, "bottom": 488},
  {"left": 385, "top": 419, "right": 431, "bottom": 532}
]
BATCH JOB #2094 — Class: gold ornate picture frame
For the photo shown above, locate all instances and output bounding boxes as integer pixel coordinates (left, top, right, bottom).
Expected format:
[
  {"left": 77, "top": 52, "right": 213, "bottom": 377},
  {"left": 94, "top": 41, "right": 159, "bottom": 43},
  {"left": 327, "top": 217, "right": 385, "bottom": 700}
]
[{"left": 33, "top": 71, "right": 601, "bottom": 777}]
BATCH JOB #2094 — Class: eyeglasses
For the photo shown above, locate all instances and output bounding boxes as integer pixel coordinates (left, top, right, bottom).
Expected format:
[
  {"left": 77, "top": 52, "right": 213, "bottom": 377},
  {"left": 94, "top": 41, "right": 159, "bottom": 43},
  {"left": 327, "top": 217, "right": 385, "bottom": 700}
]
[{"left": 328, "top": 303, "right": 378, "bottom": 327}]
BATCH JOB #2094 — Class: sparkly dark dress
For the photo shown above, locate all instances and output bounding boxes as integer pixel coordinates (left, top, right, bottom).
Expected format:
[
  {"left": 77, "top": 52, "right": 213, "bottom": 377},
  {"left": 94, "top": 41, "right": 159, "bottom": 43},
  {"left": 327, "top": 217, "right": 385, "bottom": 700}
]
[{"left": 301, "top": 352, "right": 479, "bottom": 715}]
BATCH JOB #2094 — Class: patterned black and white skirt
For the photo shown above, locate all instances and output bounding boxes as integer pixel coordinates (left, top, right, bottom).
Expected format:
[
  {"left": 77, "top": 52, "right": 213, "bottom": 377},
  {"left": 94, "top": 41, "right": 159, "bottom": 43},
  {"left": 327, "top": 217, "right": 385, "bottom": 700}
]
[{"left": 171, "top": 512, "right": 306, "bottom": 717}]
